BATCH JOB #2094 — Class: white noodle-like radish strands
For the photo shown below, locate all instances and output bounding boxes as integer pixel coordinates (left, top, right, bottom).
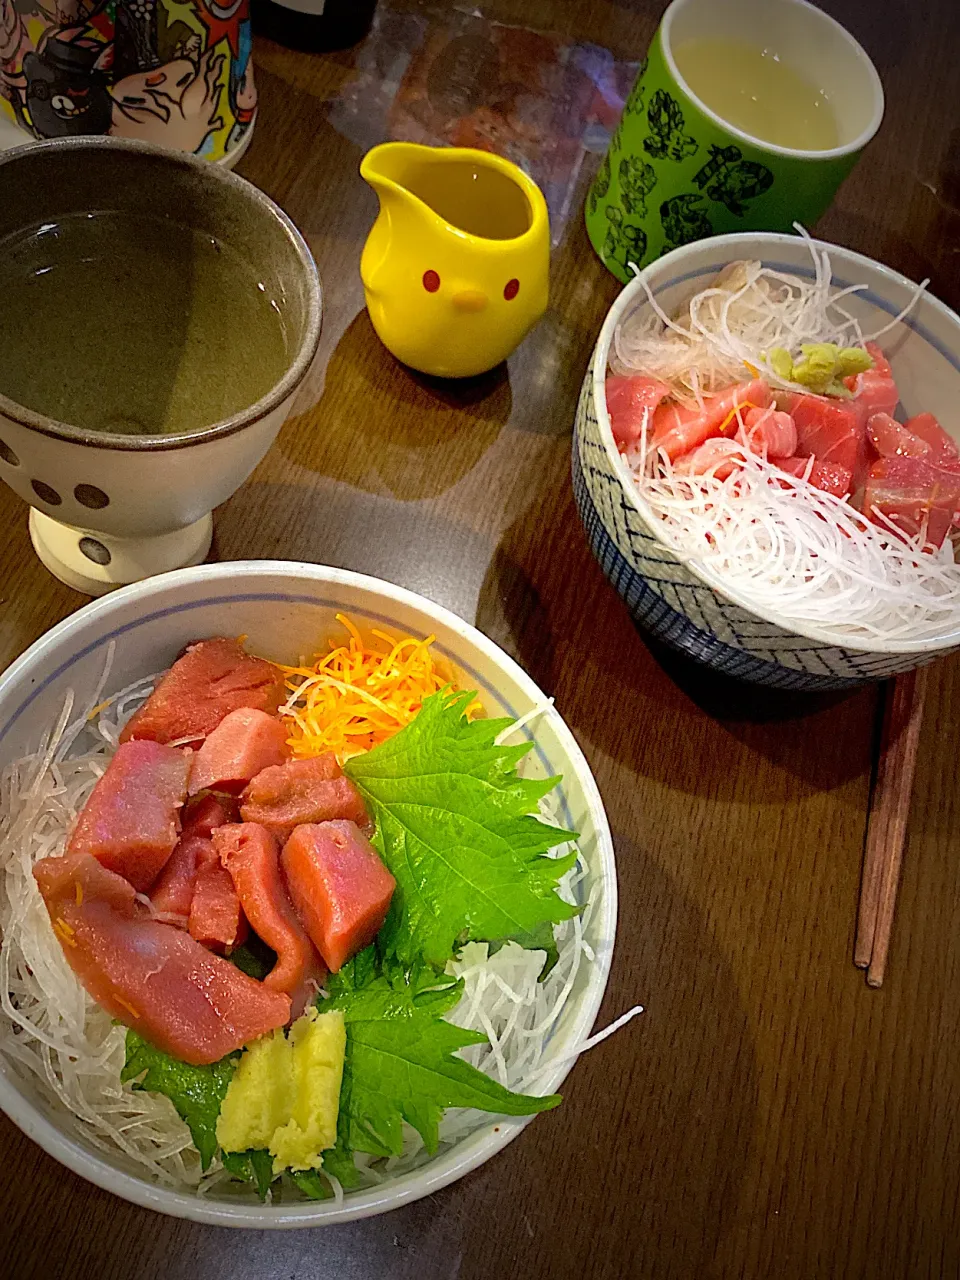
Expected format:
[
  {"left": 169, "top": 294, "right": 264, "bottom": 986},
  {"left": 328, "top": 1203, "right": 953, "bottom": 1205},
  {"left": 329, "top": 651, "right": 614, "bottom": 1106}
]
[
  {"left": 612, "top": 243, "right": 957, "bottom": 644},
  {"left": 0, "top": 659, "right": 628, "bottom": 1199}
]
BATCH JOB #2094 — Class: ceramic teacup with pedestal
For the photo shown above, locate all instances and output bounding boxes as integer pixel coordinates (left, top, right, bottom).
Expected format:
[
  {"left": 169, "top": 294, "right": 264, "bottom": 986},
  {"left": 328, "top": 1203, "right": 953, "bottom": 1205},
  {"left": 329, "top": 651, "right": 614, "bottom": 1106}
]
[{"left": 0, "top": 137, "right": 321, "bottom": 595}]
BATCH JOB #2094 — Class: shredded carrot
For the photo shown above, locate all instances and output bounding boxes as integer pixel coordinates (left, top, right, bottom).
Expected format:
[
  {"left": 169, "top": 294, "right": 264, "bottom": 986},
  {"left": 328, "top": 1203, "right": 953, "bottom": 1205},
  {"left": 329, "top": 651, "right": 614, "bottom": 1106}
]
[
  {"left": 115, "top": 996, "right": 141, "bottom": 1020},
  {"left": 278, "top": 613, "right": 480, "bottom": 763},
  {"left": 54, "top": 919, "right": 77, "bottom": 948},
  {"left": 721, "top": 399, "right": 757, "bottom": 435},
  {"left": 75, "top": 881, "right": 83, "bottom": 906}
]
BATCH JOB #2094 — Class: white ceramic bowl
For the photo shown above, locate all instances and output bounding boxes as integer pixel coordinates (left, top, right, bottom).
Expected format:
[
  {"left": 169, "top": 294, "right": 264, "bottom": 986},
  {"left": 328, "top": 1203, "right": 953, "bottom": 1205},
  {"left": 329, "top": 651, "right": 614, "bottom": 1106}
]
[
  {"left": 573, "top": 232, "right": 960, "bottom": 690},
  {"left": 0, "top": 561, "right": 616, "bottom": 1226}
]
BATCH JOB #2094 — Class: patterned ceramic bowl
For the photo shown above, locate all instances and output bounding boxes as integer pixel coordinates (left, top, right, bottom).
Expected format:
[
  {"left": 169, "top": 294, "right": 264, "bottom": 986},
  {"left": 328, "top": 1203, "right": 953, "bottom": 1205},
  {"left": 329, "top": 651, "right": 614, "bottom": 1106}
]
[{"left": 572, "top": 232, "right": 960, "bottom": 690}]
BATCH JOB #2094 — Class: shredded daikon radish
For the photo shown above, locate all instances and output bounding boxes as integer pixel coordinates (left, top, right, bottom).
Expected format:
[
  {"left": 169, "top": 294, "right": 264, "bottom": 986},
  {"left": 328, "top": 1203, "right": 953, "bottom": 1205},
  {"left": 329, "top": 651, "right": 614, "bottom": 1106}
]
[
  {"left": 610, "top": 238, "right": 958, "bottom": 644},
  {"left": 0, "top": 660, "right": 621, "bottom": 1200},
  {"left": 613, "top": 231, "right": 928, "bottom": 409}
]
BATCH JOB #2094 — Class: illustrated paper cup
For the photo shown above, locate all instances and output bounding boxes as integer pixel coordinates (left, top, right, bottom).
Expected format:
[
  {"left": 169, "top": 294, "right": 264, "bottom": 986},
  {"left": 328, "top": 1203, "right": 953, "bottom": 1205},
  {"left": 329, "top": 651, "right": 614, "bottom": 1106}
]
[
  {"left": 0, "top": 0, "right": 256, "bottom": 167},
  {"left": 585, "top": 0, "right": 884, "bottom": 282}
]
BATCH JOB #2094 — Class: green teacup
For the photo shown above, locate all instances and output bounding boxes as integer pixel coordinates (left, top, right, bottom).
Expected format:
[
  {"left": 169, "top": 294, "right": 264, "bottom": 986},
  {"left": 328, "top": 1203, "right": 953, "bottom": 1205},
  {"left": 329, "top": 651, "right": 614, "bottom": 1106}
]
[{"left": 586, "top": 0, "right": 884, "bottom": 282}]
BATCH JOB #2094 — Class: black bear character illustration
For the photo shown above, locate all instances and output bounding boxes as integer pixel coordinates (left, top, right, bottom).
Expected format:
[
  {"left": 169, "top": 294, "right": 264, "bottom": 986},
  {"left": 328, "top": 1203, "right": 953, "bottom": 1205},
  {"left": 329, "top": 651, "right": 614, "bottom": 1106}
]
[{"left": 23, "top": 36, "right": 112, "bottom": 139}]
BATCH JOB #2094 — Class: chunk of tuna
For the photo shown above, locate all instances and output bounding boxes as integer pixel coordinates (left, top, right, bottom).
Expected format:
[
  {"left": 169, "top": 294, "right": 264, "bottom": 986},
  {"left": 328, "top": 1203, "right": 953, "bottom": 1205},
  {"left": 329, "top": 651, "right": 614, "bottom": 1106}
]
[
  {"left": 67, "top": 740, "right": 191, "bottom": 892},
  {"left": 188, "top": 708, "right": 290, "bottom": 796},
  {"left": 214, "top": 823, "right": 326, "bottom": 1015},
  {"left": 281, "top": 821, "right": 396, "bottom": 973},
  {"left": 120, "top": 638, "right": 285, "bottom": 746},
  {"left": 34, "top": 853, "right": 289, "bottom": 1065},
  {"left": 240, "top": 755, "right": 368, "bottom": 844}
]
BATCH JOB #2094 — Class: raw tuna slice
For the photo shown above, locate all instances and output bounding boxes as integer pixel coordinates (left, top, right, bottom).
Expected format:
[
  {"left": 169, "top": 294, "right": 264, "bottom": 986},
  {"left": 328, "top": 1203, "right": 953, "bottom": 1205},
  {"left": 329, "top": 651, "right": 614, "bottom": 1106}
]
[
  {"left": 188, "top": 708, "right": 290, "bottom": 796},
  {"left": 188, "top": 841, "right": 247, "bottom": 952},
  {"left": 652, "top": 379, "right": 773, "bottom": 461},
  {"left": 34, "top": 853, "right": 290, "bottom": 1065},
  {"left": 604, "top": 375, "right": 672, "bottom": 451},
  {"left": 845, "top": 341, "right": 899, "bottom": 419},
  {"left": 240, "top": 755, "right": 369, "bottom": 844},
  {"left": 741, "top": 406, "right": 797, "bottom": 459},
  {"left": 788, "top": 393, "right": 869, "bottom": 484},
  {"left": 866, "top": 412, "right": 932, "bottom": 459},
  {"left": 674, "top": 438, "right": 744, "bottom": 480},
  {"left": 180, "top": 793, "right": 239, "bottom": 840},
  {"left": 67, "top": 740, "right": 191, "bottom": 892},
  {"left": 862, "top": 456, "right": 960, "bottom": 548},
  {"left": 150, "top": 833, "right": 206, "bottom": 919},
  {"left": 281, "top": 821, "right": 396, "bottom": 973},
  {"left": 120, "top": 638, "right": 285, "bottom": 746},
  {"left": 214, "top": 823, "right": 326, "bottom": 1014},
  {"left": 904, "top": 413, "right": 959, "bottom": 466},
  {"left": 776, "top": 457, "right": 853, "bottom": 498}
]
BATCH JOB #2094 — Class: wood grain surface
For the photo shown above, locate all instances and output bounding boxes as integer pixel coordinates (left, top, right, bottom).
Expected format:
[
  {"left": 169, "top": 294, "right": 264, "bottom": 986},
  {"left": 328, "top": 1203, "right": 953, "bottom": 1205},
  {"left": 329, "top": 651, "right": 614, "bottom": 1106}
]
[{"left": 2, "top": 2, "right": 960, "bottom": 1277}]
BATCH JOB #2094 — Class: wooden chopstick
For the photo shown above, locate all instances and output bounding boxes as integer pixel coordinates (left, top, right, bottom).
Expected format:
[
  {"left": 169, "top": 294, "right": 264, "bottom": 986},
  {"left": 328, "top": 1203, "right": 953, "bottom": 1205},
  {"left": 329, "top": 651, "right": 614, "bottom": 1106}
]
[{"left": 854, "top": 665, "right": 929, "bottom": 985}]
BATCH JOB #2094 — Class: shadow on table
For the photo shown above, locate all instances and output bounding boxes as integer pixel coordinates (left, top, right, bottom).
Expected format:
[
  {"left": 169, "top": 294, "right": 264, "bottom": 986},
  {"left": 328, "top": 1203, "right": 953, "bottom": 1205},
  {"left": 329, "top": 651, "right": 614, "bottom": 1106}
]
[
  {"left": 212, "top": 477, "right": 494, "bottom": 625},
  {"left": 476, "top": 484, "right": 875, "bottom": 793},
  {"left": 453, "top": 830, "right": 760, "bottom": 1280},
  {"left": 276, "top": 309, "right": 512, "bottom": 502}
]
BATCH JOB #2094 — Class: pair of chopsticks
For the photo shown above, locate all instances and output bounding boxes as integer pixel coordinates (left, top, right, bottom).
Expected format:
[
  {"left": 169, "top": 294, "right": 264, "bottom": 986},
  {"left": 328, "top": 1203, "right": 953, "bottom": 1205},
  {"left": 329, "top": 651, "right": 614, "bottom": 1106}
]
[{"left": 855, "top": 666, "right": 929, "bottom": 986}]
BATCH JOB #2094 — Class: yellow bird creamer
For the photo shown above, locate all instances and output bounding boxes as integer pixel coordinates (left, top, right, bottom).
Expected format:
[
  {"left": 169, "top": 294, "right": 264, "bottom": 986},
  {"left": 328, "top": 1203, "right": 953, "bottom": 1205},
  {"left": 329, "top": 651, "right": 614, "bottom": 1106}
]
[{"left": 360, "top": 143, "right": 550, "bottom": 378}]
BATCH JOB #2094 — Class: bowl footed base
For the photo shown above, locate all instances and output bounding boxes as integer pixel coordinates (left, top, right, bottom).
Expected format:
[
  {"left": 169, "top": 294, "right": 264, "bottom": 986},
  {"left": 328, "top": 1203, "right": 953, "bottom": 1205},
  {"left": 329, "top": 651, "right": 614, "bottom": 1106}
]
[{"left": 29, "top": 509, "right": 213, "bottom": 596}]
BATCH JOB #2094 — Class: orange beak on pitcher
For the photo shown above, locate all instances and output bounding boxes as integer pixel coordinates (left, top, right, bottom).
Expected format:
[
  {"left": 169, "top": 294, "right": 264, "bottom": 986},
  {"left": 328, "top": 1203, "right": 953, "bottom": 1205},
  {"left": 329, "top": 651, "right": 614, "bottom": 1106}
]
[{"left": 451, "top": 289, "right": 489, "bottom": 312}]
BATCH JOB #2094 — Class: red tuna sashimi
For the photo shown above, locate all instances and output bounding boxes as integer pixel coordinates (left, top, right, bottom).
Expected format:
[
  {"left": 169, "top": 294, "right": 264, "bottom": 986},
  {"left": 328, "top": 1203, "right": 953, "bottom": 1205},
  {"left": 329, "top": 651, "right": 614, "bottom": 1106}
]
[
  {"left": 674, "top": 438, "right": 744, "bottom": 480},
  {"left": 180, "top": 792, "right": 239, "bottom": 839},
  {"left": 240, "top": 754, "right": 369, "bottom": 844},
  {"left": 776, "top": 457, "right": 853, "bottom": 498},
  {"left": 281, "top": 821, "right": 396, "bottom": 973},
  {"left": 214, "top": 823, "right": 326, "bottom": 1013},
  {"left": 67, "top": 740, "right": 191, "bottom": 892},
  {"left": 862, "top": 456, "right": 960, "bottom": 548},
  {"left": 188, "top": 708, "right": 290, "bottom": 797},
  {"left": 120, "top": 638, "right": 285, "bottom": 746},
  {"left": 741, "top": 406, "right": 797, "bottom": 459},
  {"left": 604, "top": 375, "right": 672, "bottom": 452},
  {"left": 904, "top": 413, "right": 959, "bottom": 466},
  {"left": 844, "top": 341, "right": 898, "bottom": 419},
  {"left": 652, "top": 379, "right": 773, "bottom": 461},
  {"left": 150, "top": 832, "right": 207, "bottom": 919},
  {"left": 189, "top": 841, "right": 247, "bottom": 952},
  {"left": 34, "top": 853, "right": 289, "bottom": 1064},
  {"left": 788, "top": 393, "right": 869, "bottom": 483},
  {"left": 866, "top": 412, "right": 933, "bottom": 460}
]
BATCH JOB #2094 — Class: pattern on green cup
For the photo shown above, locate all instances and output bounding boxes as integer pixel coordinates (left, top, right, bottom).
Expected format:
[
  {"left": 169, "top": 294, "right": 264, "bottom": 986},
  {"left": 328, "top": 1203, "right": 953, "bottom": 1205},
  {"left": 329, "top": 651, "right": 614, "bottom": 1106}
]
[
  {"left": 660, "top": 194, "right": 712, "bottom": 252},
  {"left": 642, "top": 90, "right": 699, "bottom": 162},
  {"left": 586, "top": 30, "right": 860, "bottom": 282}
]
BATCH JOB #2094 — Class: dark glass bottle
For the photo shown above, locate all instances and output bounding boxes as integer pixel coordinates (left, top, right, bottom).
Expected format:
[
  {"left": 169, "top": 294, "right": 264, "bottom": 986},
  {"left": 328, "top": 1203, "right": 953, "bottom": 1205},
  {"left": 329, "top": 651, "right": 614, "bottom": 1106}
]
[{"left": 252, "top": 0, "right": 377, "bottom": 53}]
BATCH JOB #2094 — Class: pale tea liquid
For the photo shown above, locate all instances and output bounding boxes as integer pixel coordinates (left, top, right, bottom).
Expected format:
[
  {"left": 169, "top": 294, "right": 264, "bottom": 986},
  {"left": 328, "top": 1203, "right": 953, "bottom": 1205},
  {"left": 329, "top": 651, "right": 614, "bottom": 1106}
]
[
  {"left": 0, "top": 211, "right": 291, "bottom": 435},
  {"left": 674, "top": 37, "right": 840, "bottom": 152}
]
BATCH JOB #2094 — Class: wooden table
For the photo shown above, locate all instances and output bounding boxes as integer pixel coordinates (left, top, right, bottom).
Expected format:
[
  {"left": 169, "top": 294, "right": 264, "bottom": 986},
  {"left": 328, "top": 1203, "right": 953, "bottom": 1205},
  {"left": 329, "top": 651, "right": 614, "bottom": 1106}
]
[{"left": 3, "top": 1, "right": 960, "bottom": 1276}]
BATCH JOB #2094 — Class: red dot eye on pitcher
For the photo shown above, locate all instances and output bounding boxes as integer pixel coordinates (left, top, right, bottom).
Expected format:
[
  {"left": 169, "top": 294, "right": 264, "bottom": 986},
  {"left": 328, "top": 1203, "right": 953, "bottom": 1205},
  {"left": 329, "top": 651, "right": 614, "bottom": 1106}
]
[
  {"left": 504, "top": 278, "right": 520, "bottom": 301},
  {"left": 422, "top": 270, "right": 441, "bottom": 292}
]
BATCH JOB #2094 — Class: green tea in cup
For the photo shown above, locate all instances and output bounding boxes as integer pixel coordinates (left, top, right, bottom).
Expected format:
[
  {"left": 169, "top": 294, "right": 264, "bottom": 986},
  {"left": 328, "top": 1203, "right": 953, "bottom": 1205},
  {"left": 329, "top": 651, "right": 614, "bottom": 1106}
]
[
  {"left": 585, "top": 0, "right": 884, "bottom": 282},
  {"left": 672, "top": 37, "right": 839, "bottom": 152},
  {"left": 0, "top": 211, "right": 290, "bottom": 437}
]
